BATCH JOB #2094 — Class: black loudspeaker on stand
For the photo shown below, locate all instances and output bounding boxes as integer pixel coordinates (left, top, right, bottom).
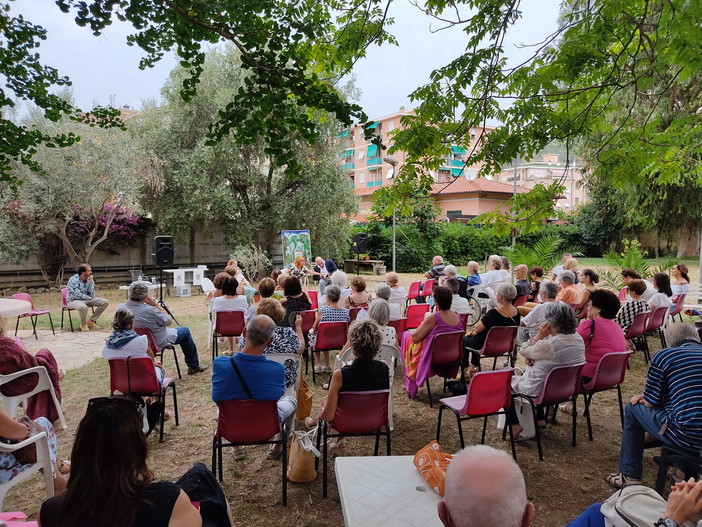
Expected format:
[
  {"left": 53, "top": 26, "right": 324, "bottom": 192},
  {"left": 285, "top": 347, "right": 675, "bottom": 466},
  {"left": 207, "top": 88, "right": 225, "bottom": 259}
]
[
  {"left": 352, "top": 233, "right": 369, "bottom": 276},
  {"left": 150, "top": 235, "right": 179, "bottom": 325}
]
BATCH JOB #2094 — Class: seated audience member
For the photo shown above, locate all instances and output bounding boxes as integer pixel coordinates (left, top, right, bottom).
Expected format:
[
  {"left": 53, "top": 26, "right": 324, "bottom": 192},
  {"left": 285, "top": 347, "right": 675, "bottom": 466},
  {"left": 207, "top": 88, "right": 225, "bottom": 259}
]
[
  {"left": 517, "top": 281, "right": 558, "bottom": 342},
  {"left": 280, "top": 276, "right": 312, "bottom": 328},
  {"left": 508, "top": 302, "right": 585, "bottom": 439},
  {"left": 615, "top": 279, "right": 648, "bottom": 335},
  {"left": 527, "top": 266, "right": 544, "bottom": 302},
  {"left": 441, "top": 264, "right": 469, "bottom": 298},
  {"left": 0, "top": 325, "right": 63, "bottom": 424},
  {"left": 578, "top": 268, "right": 599, "bottom": 307},
  {"left": 304, "top": 320, "right": 390, "bottom": 453},
  {"left": 103, "top": 308, "right": 165, "bottom": 383},
  {"left": 224, "top": 262, "right": 248, "bottom": 297},
  {"left": 273, "top": 273, "right": 288, "bottom": 300},
  {"left": 310, "top": 285, "right": 350, "bottom": 372},
  {"left": 501, "top": 256, "right": 511, "bottom": 273},
  {"left": 321, "top": 271, "right": 350, "bottom": 306},
  {"left": 40, "top": 397, "right": 208, "bottom": 527},
  {"left": 385, "top": 272, "right": 407, "bottom": 305},
  {"left": 480, "top": 255, "right": 509, "bottom": 286},
  {"left": 238, "top": 299, "right": 303, "bottom": 389},
  {"left": 212, "top": 276, "right": 249, "bottom": 352},
  {"left": 556, "top": 270, "right": 580, "bottom": 304},
  {"left": 466, "top": 261, "right": 481, "bottom": 288},
  {"left": 418, "top": 256, "right": 446, "bottom": 302},
  {"left": 310, "top": 256, "right": 338, "bottom": 295},
  {"left": 438, "top": 445, "right": 534, "bottom": 527},
  {"left": 560, "top": 289, "right": 626, "bottom": 415},
  {"left": 563, "top": 257, "right": 580, "bottom": 284},
  {"left": 403, "top": 287, "right": 464, "bottom": 399},
  {"left": 344, "top": 276, "right": 372, "bottom": 308},
  {"left": 0, "top": 409, "right": 68, "bottom": 495},
  {"left": 605, "top": 323, "right": 702, "bottom": 489},
  {"left": 246, "top": 277, "right": 276, "bottom": 319},
  {"left": 621, "top": 268, "right": 656, "bottom": 301},
  {"left": 445, "top": 278, "right": 471, "bottom": 316},
  {"left": 212, "top": 315, "right": 297, "bottom": 461},
  {"left": 373, "top": 283, "right": 402, "bottom": 320},
  {"left": 346, "top": 299, "right": 398, "bottom": 352},
  {"left": 670, "top": 263, "right": 690, "bottom": 302},
  {"left": 514, "top": 264, "right": 531, "bottom": 298},
  {"left": 648, "top": 272, "right": 673, "bottom": 311},
  {"left": 206, "top": 272, "right": 230, "bottom": 302},
  {"left": 551, "top": 253, "right": 572, "bottom": 280},
  {"left": 463, "top": 283, "right": 520, "bottom": 372}
]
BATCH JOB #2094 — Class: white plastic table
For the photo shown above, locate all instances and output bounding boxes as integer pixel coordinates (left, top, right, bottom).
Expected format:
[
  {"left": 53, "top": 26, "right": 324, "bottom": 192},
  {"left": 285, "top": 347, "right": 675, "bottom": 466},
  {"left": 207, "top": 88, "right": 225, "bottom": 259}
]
[
  {"left": 334, "top": 456, "right": 443, "bottom": 527},
  {"left": 0, "top": 298, "right": 31, "bottom": 320},
  {"left": 164, "top": 267, "right": 206, "bottom": 287}
]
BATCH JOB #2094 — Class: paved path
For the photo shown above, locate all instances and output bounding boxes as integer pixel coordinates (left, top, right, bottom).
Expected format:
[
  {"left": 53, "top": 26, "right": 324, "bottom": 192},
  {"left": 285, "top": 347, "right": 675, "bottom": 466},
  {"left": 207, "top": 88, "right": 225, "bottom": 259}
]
[{"left": 16, "top": 328, "right": 109, "bottom": 372}]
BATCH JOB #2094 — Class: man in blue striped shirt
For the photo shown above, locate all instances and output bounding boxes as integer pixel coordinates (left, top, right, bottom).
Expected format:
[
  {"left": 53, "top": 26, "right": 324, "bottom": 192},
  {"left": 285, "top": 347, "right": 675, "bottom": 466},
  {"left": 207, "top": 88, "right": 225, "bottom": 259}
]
[{"left": 606, "top": 323, "right": 702, "bottom": 489}]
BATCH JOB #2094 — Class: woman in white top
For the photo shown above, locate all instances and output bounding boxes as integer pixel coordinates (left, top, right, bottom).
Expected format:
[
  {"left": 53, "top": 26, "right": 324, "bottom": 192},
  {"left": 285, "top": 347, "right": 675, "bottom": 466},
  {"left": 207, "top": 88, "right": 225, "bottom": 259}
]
[
  {"left": 648, "top": 273, "right": 673, "bottom": 311},
  {"left": 384, "top": 272, "right": 407, "bottom": 305},
  {"left": 670, "top": 263, "right": 690, "bottom": 301},
  {"left": 212, "top": 276, "right": 248, "bottom": 351},
  {"left": 102, "top": 307, "right": 165, "bottom": 383}
]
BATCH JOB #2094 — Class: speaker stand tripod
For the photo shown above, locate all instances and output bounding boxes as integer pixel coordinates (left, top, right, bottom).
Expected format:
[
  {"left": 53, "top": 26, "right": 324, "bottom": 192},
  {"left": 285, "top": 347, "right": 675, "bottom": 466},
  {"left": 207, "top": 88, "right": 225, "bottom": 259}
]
[{"left": 157, "top": 267, "right": 180, "bottom": 326}]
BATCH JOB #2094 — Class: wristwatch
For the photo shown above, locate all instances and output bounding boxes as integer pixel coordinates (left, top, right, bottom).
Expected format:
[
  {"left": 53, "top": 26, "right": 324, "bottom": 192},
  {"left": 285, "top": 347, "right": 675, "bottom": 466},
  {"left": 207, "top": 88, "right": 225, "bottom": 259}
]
[{"left": 654, "top": 519, "right": 678, "bottom": 527}]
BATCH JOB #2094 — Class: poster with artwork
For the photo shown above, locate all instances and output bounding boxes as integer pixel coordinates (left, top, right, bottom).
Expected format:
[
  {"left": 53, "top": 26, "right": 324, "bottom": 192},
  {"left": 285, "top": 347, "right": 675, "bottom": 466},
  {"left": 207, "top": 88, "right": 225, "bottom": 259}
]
[{"left": 281, "top": 230, "right": 312, "bottom": 268}]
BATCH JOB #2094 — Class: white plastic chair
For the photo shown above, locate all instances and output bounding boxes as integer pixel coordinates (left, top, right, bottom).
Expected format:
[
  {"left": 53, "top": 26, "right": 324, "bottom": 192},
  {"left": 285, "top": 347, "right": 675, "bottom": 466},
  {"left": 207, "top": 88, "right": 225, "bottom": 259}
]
[
  {"left": 265, "top": 353, "right": 302, "bottom": 397},
  {"left": 0, "top": 366, "right": 67, "bottom": 430},
  {"left": 201, "top": 277, "right": 217, "bottom": 351},
  {"left": 0, "top": 430, "right": 54, "bottom": 510},
  {"left": 200, "top": 277, "right": 216, "bottom": 295}
]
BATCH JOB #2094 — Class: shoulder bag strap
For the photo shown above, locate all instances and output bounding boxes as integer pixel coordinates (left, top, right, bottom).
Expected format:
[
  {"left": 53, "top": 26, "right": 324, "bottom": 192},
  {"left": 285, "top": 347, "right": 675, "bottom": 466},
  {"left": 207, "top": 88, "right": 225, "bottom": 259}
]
[{"left": 229, "top": 357, "right": 254, "bottom": 399}]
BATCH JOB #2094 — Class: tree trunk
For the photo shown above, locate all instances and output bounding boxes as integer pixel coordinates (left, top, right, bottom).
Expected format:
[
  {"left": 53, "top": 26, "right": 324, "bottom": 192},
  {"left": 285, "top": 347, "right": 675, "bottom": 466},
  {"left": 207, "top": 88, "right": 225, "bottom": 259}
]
[{"left": 676, "top": 219, "right": 701, "bottom": 258}]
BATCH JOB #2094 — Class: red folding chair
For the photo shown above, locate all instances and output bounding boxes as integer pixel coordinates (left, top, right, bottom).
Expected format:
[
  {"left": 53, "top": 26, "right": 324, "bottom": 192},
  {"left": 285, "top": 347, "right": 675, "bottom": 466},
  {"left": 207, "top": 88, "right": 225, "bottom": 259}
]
[
  {"left": 512, "top": 294, "right": 529, "bottom": 307},
  {"left": 515, "top": 362, "right": 585, "bottom": 460},
  {"left": 212, "top": 310, "right": 246, "bottom": 360},
  {"left": 212, "top": 399, "right": 288, "bottom": 505},
  {"left": 580, "top": 351, "right": 632, "bottom": 440},
  {"left": 422, "top": 279, "right": 435, "bottom": 299},
  {"left": 387, "top": 318, "right": 407, "bottom": 347},
  {"left": 669, "top": 294, "right": 686, "bottom": 323},
  {"left": 424, "top": 330, "right": 465, "bottom": 408},
  {"left": 468, "top": 326, "right": 518, "bottom": 370},
  {"left": 306, "top": 290, "right": 318, "bottom": 310},
  {"left": 624, "top": 311, "right": 651, "bottom": 364},
  {"left": 405, "top": 281, "right": 421, "bottom": 309},
  {"left": 60, "top": 288, "right": 94, "bottom": 332},
  {"left": 348, "top": 307, "right": 363, "bottom": 321},
  {"left": 310, "top": 321, "right": 348, "bottom": 384},
  {"left": 134, "top": 326, "right": 182, "bottom": 380},
  {"left": 645, "top": 306, "right": 669, "bottom": 350},
  {"left": 406, "top": 303, "right": 430, "bottom": 329},
  {"left": 108, "top": 357, "right": 179, "bottom": 443},
  {"left": 12, "top": 293, "right": 54, "bottom": 339},
  {"left": 436, "top": 369, "right": 516, "bottom": 458},
  {"left": 314, "top": 390, "right": 391, "bottom": 497}
]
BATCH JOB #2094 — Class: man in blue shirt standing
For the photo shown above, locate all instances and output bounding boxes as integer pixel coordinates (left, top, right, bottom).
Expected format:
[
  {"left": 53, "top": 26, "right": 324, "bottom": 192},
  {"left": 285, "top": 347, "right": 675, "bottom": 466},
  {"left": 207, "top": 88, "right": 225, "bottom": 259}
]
[
  {"left": 66, "top": 263, "right": 109, "bottom": 331},
  {"left": 606, "top": 323, "right": 702, "bottom": 489},
  {"left": 212, "top": 315, "right": 297, "bottom": 460}
]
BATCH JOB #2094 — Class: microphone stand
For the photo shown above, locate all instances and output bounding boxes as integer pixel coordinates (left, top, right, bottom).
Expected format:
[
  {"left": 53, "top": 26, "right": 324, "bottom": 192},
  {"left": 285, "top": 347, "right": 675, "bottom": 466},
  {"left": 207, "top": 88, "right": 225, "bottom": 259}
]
[{"left": 157, "top": 266, "right": 179, "bottom": 326}]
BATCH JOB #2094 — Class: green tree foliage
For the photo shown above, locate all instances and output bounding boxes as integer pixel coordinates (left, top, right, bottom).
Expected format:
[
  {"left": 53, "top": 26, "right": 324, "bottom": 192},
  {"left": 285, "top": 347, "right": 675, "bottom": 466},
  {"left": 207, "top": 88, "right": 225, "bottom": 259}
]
[
  {"left": 135, "top": 47, "right": 358, "bottom": 261},
  {"left": 598, "top": 240, "right": 675, "bottom": 290},
  {"left": 501, "top": 234, "right": 582, "bottom": 274}
]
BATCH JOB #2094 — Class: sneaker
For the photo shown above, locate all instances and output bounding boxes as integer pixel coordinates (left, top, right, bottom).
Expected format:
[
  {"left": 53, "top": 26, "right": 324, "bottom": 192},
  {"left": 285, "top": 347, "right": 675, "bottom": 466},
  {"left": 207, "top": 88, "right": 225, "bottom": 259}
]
[
  {"left": 314, "top": 364, "right": 323, "bottom": 373},
  {"left": 233, "top": 446, "right": 246, "bottom": 461},
  {"left": 87, "top": 320, "right": 99, "bottom": 329},
  {"left": 80, "top": 325, "right": 90, "bottom": 332},
  {"left": 266, "top": 443, "right": 283, "bottom": 460},
  {"left": 322, "top": 365, "right": 332, "bottom": 373},
  {"left": 187, "top": 365, "right": 207, "bottom": 375},
  {"left": 604, "top": 472, "right": 641, "bottom": 489}
]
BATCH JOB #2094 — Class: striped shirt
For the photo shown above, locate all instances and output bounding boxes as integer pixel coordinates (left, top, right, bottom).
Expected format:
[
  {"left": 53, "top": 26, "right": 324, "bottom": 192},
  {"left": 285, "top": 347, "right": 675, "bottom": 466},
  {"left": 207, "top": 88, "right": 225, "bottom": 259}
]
[{"left": 644, "top": 340, "right": 702, "bottom": 452}]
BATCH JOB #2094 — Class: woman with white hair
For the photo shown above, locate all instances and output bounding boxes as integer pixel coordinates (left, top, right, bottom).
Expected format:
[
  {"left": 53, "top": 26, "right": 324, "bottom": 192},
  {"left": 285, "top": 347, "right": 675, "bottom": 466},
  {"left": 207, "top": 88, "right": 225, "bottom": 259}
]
[
  {"left": 321, "top": 270, "right": 350, "bottom": 306},
  {"left": 507, "top": 301, "right": 585, "bottom": 440},
  {"left": 480, "top": 255, "right": 510, "bottom": 285},
  {"left": 464, "top": 283, "right": 520, "bottom": 372}
]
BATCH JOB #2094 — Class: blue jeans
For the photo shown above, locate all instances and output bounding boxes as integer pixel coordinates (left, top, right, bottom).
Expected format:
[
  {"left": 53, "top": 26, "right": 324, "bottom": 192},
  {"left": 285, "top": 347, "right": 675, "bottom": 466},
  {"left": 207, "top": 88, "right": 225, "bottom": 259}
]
[
  {"left": 174, "top": 327, "right": 200, "bottom": 368},
  {"left": 566, "top": 504, "right": 605, "bottom": 527},
  {"left": 619, "top": 402, "right": 668, "bottom": 479}
]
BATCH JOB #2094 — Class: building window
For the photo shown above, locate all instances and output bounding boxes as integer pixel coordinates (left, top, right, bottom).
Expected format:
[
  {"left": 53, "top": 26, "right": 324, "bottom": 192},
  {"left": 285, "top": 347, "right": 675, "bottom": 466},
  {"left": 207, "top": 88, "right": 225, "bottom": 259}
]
[
  {"left": 357, "top": 150, "right": 365, "bottom": 160},
  {"left": 368, "top": 169, "right": 382, "bottom": 185},
  {"left": 447, "top": 210, "right": 462, "bottom": 215},
  {"left": 359, "top": 172, "right": 365, "bottom": 183},
  {"left": 387, "top": 120, "right": 395, "bottom": 132}
]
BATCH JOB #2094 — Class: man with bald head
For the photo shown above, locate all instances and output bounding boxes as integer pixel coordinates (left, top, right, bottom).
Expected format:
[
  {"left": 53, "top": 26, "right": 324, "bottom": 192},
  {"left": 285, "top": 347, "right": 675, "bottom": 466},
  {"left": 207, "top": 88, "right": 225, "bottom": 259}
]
[
  {"left": 311, "top": 256, "right": 338, "bottom": 295},
  {"left": 514, "top": 264, "right": 532, "bottom": 298},
  {"left": 211, "top": 315, "right": 297, "bottom": 460},
  {"left": 438, "top": 445, "right": 534, "bottom": 527}
]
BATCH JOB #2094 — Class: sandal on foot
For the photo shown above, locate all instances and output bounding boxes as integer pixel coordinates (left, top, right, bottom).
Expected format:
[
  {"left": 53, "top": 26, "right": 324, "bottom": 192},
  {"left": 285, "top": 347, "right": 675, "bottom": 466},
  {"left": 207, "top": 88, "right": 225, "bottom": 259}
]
[
  {"left": 605, "top": 472, "right": 641, "bottom": 489},
  {"left": 322, "top": 382, "right": 330, "bottom": 390},
  {"left": 58, "top": 459, "right": 71, "bottom": 475},
  {"left": 329, "top": 439, "right": 347, "bottom": 456}
]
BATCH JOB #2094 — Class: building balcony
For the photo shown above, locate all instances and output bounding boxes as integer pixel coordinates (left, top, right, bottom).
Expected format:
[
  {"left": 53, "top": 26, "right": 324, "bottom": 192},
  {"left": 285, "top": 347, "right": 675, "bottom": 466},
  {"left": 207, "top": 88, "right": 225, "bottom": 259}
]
[
  {"left": 366, "top": 157, "right": 382, "bottom": 166},
  {"left": 365, "top": 181, "right": 382, "bottom": 187}
]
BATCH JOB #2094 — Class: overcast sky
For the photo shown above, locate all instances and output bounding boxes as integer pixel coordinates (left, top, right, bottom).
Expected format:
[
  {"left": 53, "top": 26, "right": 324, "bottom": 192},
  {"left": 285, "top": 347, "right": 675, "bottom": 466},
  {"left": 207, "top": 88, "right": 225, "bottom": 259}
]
[{"left": 10, "top": 1, "right": 561, "bottom": 120}]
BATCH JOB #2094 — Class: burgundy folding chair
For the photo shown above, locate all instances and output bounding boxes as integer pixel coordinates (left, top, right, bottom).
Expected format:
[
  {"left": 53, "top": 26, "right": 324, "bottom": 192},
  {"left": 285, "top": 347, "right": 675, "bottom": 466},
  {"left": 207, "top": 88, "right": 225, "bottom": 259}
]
[
  {"left": 424, "top": 330, "right": 465, "bottom": 408},
  {"left": 436, "top": 369, "right": 516, "bottom": 458},
  {"left": 108, "top": 357, "right": 179, "bottom": 443},
  {"left": 12, "top": 293, "right": 54, "bottom": 339},
  {"left": 314, "top": 390, "right": 391, "bottom": 497},
  {"left": 468, "top": 326, "right": 518, "bottom": 371},
  {"left": 624, "top": 311, "right": 651, "bottom": 364},
  {"left": 512, "top": 294, "right": 529, "bottom": 307},
  {"left": 212, "top": 310, "right": 246, "bottom": 360},
  {"left": 575, "top": 300, "right": 590, "bottom": 322},
  {"left": 387, "top": 318, "right": 407, "bottom": 347},
  {"left": 669, "top": 294, "right": 686, "bottom": 323},
  {"left": 645, "top": 306, "right": 668, "bottom": 351},
  {"left": 134, "top": 326, "right": 182, "bottom": 380},
  {"left": 580, "top": 351, "right": 632, "bottom": 440},
  {"left": 310, "top": 321, "right": 348, "bottom": 384},
  {"left": 422, "top": 279, "right": 435, "bottom": 299},
  {"left": 406, "top": 303, "right": 430, "bottom": 329},
  {"left": 405, "top": 281, "right": 421, "bottom": 309},
  {"left": 306, "top": 290, "right": 319, "bottom": 310},
  {"left": 60, "top": 288, "right": 94, "bottom": 332},
  {"left": 212, "top": 399, "right": 288, "bottom": 505},
  {"left": 515, "top": 362, "right": 585, "bottom": 460},
  {"left": 348, "top": 307, "right": 363, "bottom": 321},
  {"left": 617, "top": 286, "right": 628, "bottom": 301}
]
